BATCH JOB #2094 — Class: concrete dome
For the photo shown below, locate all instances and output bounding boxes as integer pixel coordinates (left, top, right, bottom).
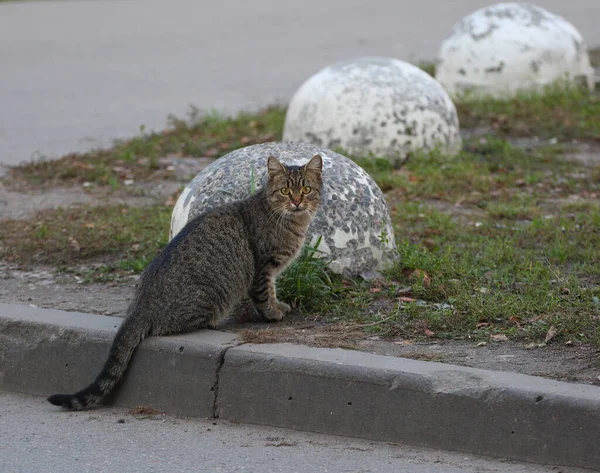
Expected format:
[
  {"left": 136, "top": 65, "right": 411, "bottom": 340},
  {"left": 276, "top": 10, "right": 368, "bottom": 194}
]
[
  {"left": 435, "top": 3, "right": 595, "bottom": 97},
  {"left": 282, "top": 57, "right": 461, "bottom": 164},
  {"left": 170, "top": 142, "right": 397, "bottom": 277}
]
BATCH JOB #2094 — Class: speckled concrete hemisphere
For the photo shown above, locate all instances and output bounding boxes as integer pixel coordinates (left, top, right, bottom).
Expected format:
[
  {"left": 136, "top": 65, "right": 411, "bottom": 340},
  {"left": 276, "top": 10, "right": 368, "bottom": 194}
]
[
  {"left": 436, "top": 3, "right": 595, "bottom": 98},
  {"left": 170, "top": 142, "right": 397, "bottom": 277},
  {"left": 282, "top": 57, "right": 461, "bottom": 163}
]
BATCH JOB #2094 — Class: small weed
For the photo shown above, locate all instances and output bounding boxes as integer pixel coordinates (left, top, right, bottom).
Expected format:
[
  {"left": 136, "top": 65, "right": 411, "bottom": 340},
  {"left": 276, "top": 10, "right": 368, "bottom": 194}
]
[
  {"left": 589, "top": 48, "right": 600, "bottom": 68},
  {"left": 277, "top": 236, "right": 343, "bottom": 311},
  {"left": 417, "top": 62, "right": 436, "bottom": 77}
]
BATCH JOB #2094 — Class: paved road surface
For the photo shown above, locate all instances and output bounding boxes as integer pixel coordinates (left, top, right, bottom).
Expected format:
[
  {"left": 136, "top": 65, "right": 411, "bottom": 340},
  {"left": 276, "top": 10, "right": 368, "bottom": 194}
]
[
  {"left": 1, "top": 0, "right": 599, "bottom": 166},
  {"left": 0, "top": 391, "right": 592, "bottom": 473}
]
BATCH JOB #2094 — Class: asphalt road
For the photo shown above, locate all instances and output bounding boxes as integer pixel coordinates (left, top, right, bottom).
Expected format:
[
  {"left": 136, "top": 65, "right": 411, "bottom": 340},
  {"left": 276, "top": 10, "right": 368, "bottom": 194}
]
[
  {"left": 1, "top": 391, "right": 592, "bottom": 473},
  {"left": 1, "top": 0, "right": 599, "bottom": 166}
]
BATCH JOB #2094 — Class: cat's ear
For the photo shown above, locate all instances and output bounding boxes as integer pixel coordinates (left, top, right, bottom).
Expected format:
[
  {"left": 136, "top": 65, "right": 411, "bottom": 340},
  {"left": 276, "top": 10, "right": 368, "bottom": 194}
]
[
  {"left": 304, "top": 154, "right": 323, "bottom": 174},
  {"left": 267, "top": 156, "right": 286, "bottom": 176}
]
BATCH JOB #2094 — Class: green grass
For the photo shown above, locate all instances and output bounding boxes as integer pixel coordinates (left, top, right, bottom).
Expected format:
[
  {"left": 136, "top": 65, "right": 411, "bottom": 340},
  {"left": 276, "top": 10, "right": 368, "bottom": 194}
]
[
  {"left": 276, "top": 237, "right": 345, "bottom": 311},
  {"left": 381, "top": 204, "right": 600, "bottom": 343},
  {"left": 354, "top": 136, "right": 599, "bottom": 205},
  {"left": 456, "top": 85, "right": 600, "bottom": 141},
  {"left": 0, "top": 205, "right": 171, "bottom": 280}
]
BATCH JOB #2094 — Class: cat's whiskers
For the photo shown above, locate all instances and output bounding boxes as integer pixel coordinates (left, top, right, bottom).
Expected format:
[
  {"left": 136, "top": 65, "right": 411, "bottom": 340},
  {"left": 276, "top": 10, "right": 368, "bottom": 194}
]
[{"left": 267, "top": 207, "right": 289, "bottom": 234}]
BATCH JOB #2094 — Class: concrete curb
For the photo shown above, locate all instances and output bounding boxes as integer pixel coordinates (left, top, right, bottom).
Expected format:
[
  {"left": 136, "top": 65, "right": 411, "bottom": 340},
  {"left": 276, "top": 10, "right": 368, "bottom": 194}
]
[
  {"left": 1, "top": 303, "right": 599, "bottom": 470},
  {"left": 0, "top": 303, "right": 238, "bottom": 417}
]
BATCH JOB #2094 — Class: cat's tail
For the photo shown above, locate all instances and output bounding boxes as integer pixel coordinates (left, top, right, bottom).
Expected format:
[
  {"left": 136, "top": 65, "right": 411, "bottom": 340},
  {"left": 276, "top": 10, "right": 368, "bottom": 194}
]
[{"left": 47, "top": 314, "right": 150, "bottom": 410}]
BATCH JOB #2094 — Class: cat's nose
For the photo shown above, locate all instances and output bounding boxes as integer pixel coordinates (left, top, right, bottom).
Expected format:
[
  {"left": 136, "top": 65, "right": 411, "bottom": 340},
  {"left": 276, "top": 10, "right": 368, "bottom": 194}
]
[{"left": 291, "top": 200, "right": 301, "bottom": 208}]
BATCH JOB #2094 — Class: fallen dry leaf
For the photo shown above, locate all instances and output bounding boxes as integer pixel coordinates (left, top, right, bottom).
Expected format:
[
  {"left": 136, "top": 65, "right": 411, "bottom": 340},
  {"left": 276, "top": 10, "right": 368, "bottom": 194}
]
[
  {"left": 544, "top": 325, "right": 557, "bottom": 344},
  {"left": 342, "top": 279, "right": 354, "bottom": 288},
  {"left": 490, "top": 333, "right": 508, "bottom": 342},
  {"left": 398, "top": 296, "right": 417, "bottom": 303},
  {"left": 402, "top": 268, "right": 431, "bottom": 288},
  {"left": 476, "top": 341, "right": 488, "bottom": 347},
  {"left": 424, "top": 328, "right": 435, "bottom": 337},
  {"left": 524, "top": 342, "right": 546, "bottom": 349},
  {"left": 69, "top": 237, "right": 80, "bottom": 252},
  {"left": 72, "top": 161, "right": 93, "bottom": 169},
  {"left": 396, "top": 286, "right": 412, "bottom": 295},
  {"left": 421, "top": 238, "right": 436, "bottom": 249},
  {"left": 476, "top": 322, "right": 490, "bottom": 329}
]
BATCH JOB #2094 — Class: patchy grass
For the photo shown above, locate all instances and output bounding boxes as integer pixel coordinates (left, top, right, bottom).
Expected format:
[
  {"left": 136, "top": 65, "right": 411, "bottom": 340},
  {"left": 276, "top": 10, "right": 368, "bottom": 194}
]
[
  {"left": 456, "top": 85, "right": 600, "bottom": 141},
  {"left": 0, "top": 205, "right": 171, "bottom": 280},
  {"left": 7, "top": 106, "right": 285, "bottom": 188},
  {"left": 356, "top": 136, "right": 599, "bottom": 204},
  {"left": 379, "top": 202, "right": 600, "bottom": 344}
]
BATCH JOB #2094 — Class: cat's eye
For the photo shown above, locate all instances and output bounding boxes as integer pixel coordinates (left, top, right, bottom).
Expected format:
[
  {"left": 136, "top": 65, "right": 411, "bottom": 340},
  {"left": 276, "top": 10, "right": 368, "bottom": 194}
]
[
  {"left": 280, "top": 187, "right": 291, "bottom": 195},
  {"left": 301, "top": 186, "right": 312, "bottom": 194}
]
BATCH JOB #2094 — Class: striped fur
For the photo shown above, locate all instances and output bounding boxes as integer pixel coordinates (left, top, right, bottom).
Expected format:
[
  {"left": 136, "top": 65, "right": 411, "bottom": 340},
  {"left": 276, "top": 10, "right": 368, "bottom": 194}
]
[{"left": 47, "top": 154, "right": 323, "bottom": 410}]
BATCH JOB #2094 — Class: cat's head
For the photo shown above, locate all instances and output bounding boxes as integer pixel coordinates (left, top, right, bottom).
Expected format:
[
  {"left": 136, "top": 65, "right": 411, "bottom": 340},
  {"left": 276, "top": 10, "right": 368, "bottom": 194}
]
[{"left": 266, "top": 154, "right": 323, "bottom": 216}]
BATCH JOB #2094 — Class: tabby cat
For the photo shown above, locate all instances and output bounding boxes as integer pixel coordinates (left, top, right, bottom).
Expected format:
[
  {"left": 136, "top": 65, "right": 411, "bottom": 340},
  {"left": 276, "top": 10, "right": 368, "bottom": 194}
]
[{"left": 48, "top": 154, "right": 323, "bottom": 410}]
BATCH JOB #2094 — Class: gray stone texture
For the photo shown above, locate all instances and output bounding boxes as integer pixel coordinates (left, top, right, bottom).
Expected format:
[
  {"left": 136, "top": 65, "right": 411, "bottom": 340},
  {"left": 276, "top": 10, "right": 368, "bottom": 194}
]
[
  {"left": 0, "top": 303, "right": 238, "bottom": 417},
  {"left": 283, "top": 57, "right": 462, "bottom": 161},
  {"left": 169, "top": 142, "right": 397, "bottom": 277},
  {"left": 219, "top": 343, "right": 600, "bottom": 470}
]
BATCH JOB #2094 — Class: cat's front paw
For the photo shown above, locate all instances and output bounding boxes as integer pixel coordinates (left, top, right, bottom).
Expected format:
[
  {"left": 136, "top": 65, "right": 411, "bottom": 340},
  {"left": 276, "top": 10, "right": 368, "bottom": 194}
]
[
  {"left": 261, "top": 307, "right": 285, "bottom": 322},
  {"left": 276, "top": 301, "right": 291, "bottom": 314}
]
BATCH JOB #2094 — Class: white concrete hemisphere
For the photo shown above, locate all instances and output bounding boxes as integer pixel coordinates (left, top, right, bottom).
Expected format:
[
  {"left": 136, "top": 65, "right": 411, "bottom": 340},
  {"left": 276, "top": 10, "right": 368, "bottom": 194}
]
[
  {"left": 435, "top": 3, "right": 595, "bottom": 98},
  {"left": 169, "top": 142, "right": 397, "bottom": 277},
  {"left": 282, "top": 57, "right": 461, "bottom": 163}
]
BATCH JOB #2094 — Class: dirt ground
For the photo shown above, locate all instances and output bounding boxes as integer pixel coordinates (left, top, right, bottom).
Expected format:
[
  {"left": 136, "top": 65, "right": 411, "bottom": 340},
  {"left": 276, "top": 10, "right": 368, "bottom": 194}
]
[{"left": 1, "top": 156, "right": 599, "bottom": 387}]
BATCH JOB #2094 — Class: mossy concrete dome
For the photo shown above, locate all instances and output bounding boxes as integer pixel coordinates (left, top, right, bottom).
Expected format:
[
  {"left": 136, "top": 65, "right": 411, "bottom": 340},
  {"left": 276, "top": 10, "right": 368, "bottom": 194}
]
[
  {"left": 435, "top": 3, "right": 594, "bottom": 98},
  {"left": 170, "top": 142, "right": 397, "bottom": 277},
  {"left": 282, "top": 57, "right": 461, "bottom": 163}
]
